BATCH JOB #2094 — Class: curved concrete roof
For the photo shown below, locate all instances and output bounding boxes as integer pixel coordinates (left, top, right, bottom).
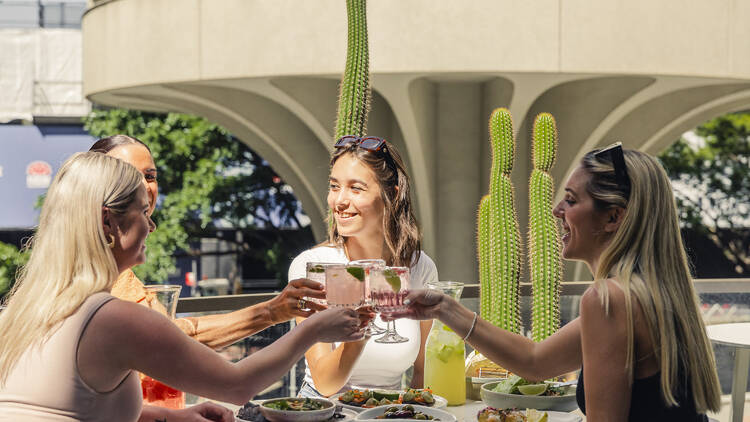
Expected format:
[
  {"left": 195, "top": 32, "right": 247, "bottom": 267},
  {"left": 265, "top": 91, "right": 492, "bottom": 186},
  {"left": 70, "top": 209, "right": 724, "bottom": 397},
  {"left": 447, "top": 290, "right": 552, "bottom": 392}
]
[{"left": 82, "top": 0, "right": 750, "bottom": 282}]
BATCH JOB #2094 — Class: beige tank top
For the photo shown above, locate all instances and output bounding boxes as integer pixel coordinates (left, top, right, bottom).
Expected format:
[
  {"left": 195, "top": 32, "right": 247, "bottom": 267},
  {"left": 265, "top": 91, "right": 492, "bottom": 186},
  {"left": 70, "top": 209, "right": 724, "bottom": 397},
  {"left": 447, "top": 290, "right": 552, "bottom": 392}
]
[{"left": 0, "top": 292, "right": 142, "bottom": 422}]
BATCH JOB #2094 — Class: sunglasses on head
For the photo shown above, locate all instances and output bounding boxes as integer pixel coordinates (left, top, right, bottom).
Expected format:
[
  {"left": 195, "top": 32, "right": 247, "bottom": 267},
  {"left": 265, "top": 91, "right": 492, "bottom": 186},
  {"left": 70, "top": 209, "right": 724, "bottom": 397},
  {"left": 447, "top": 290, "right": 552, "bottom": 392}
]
[
  {"left": 334, "top": 135, "right": 388, "bottom": 152},
  {"left": 594, "top": 141, "right": 631, "bottom": 194}
]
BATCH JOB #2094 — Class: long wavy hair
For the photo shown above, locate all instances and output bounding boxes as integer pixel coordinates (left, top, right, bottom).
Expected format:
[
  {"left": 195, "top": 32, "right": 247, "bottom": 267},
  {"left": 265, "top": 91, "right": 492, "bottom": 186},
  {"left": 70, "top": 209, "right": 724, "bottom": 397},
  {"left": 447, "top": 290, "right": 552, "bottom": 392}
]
[
  {"left": 326, "top": 140, "right": 421, "bottom": 268},
  {"left": 0, "top": 152, "right": 143, "bottom": 385},
  {"left": 583, "top": 149, "right": 721, "bottom": 412}
]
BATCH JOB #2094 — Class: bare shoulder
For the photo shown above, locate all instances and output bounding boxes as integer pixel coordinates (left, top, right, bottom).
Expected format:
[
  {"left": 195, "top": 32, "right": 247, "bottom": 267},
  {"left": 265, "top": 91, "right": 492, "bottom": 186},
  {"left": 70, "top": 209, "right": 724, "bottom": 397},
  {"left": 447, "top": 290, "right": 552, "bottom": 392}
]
[
  {"left": 92, "top": 298, "right": 175, "bottom": 340},
  {"left": 580, "top": 279, "right": 627, "bottom": 320}
]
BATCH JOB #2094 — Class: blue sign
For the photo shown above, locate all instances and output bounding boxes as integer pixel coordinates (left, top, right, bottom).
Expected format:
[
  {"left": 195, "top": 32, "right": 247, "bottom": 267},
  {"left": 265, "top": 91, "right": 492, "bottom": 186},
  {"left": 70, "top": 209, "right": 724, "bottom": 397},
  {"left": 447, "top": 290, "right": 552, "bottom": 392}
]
[{"left": 0, "top": 125, "right": 94, "bottom": 229}]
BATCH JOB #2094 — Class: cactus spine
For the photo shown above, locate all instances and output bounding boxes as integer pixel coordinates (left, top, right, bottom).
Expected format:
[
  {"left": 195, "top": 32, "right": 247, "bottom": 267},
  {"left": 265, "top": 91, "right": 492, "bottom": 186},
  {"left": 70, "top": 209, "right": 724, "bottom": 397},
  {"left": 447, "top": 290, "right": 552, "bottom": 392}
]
[
  {"left": 529, "top": 113, "right": 562, "bottom": 342},
  {"left": 334, "top": 0, "right": 371, "bottom": 139},
  {"left": 477, "top": 195, "right": 491, "bottom": 319},
  {"left": 478, "top": 108, "right": 522, "bottom": 333}
]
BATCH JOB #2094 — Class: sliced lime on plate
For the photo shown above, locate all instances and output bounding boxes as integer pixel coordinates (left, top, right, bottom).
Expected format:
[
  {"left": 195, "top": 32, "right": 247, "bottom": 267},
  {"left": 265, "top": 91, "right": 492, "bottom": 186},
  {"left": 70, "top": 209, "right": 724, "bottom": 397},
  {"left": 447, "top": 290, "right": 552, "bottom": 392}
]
[{"left": 518, "top": 383, "right": 547, "bottom": 396}]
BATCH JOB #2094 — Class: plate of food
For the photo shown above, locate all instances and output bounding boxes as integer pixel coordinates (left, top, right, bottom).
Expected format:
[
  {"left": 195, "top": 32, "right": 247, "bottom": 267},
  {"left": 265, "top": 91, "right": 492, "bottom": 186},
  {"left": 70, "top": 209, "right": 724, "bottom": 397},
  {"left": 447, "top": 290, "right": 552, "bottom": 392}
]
[
  {"left": 355, "top": 404, "right": 456, "bottom": 421},
  {"left": 244, "top": 397, "right": 336, "bottom": 422},
  {"left": 477, "top": 407, "right": 581, "bottom": 422},
  {"left": 237, "top": 401, "right": 358, "bottom": 422},
  {"left": 480, "top": 376, "right": 578, "bottom": 412},
  {"left": 331, "top": 388, "right": 448, "bottom": 412}
]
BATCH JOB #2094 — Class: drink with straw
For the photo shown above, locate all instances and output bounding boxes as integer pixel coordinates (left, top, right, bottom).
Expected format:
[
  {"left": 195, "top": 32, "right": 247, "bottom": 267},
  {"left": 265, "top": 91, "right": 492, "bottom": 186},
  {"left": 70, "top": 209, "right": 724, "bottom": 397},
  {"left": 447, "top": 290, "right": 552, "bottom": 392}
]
[{"left": 325, "top": 264, "right": 366, "bottom": 307}]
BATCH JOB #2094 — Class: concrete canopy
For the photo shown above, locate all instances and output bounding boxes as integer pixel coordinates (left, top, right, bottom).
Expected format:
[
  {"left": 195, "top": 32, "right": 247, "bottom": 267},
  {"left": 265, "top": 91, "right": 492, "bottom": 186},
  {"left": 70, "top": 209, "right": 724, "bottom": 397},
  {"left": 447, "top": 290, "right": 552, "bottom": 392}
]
[{"left": 82, "top": 0, "right": 750, "bottom": 282}]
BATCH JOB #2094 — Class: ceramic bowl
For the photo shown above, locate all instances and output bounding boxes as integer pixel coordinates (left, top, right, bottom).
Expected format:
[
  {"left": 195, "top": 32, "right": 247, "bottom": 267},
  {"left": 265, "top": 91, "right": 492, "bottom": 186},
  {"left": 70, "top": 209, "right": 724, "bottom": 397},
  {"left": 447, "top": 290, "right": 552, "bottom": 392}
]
[
  {"left": 355, "top": 404, "right": 456, "bottom": 421},
  {"left": 258, "top": 397, "right": 335, "bottom": 422},
  {"left": 480, "top": 381, "right": 578, "bottom": 412}
]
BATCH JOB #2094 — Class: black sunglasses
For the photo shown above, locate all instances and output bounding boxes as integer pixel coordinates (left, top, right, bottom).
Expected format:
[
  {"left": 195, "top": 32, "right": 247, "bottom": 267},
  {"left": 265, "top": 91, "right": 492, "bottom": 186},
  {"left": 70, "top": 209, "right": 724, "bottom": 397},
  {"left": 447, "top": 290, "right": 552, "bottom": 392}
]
[
  {"left": 594, "top": 142, "right": 631, "bottom": 195},
  {"left": 334, "top": 135, "right": 388, "bottom": 152}
]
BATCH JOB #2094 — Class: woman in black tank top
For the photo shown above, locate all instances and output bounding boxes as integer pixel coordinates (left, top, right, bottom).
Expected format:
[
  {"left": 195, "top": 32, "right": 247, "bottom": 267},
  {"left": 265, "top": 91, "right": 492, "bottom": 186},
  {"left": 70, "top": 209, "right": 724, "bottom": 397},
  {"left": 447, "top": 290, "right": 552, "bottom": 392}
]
[{"left": 389, "top": 148, "right": 721, "bottom": 421}]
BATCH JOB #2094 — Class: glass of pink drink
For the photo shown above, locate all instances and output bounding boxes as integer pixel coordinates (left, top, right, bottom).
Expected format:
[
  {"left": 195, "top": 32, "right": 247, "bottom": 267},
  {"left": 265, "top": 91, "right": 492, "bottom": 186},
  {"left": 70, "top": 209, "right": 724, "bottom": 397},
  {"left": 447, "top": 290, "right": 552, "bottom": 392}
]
[
  {"left": 369, "top": 266, "right": 410, "bottom": 344},
  {"left": 324, "top": 264, "right": 366, "bottom": 308},
  {"left": 305, "top": 262, "right": 336, "bottom": 306},
  {"left": 350, "top": 259, "right": 387, "bottom": 335}
]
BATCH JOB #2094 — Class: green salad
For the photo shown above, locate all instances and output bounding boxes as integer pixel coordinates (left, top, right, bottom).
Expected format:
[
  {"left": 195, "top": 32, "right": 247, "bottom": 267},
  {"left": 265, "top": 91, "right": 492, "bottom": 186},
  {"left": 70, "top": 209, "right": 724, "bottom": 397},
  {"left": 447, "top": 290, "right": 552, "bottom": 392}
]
[{"left": 263, "top": 398, "right": 326, "bottom": 411}]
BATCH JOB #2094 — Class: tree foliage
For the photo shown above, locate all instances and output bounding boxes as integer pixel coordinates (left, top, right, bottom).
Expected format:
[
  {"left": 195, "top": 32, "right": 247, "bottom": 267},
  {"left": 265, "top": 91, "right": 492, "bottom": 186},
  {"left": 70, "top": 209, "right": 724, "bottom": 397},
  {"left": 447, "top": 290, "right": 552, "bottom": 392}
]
[
  {"left": 0, "top": 242, "right": 28, "bottom": 298},
  {"left": 84, "top": 108, "right": 309, "bottom": 284},
  {"left": 659, "top": 112, "right": 750, "bottom": 275}
]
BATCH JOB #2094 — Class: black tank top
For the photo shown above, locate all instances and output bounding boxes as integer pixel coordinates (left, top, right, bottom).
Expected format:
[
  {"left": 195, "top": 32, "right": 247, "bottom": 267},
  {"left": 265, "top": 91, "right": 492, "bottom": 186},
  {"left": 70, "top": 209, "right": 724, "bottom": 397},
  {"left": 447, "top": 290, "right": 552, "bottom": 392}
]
[{"left": 576, "top": 367, "right": 708, "bottom": 421}]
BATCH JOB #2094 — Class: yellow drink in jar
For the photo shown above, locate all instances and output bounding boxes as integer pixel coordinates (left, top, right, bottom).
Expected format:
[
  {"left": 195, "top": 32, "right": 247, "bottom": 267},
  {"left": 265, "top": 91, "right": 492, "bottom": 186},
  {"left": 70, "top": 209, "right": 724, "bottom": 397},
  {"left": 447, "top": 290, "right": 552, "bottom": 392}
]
[{"left": 424, "top": 323, "right": 466, "bottom": 405}]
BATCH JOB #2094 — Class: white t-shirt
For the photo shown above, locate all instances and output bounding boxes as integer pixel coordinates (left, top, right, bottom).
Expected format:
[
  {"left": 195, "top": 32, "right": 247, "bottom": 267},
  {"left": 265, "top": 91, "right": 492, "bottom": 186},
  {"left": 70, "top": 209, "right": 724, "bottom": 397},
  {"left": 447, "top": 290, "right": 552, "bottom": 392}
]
[{"left": 288, "top": 245, "right": 438, "bottom": 394}]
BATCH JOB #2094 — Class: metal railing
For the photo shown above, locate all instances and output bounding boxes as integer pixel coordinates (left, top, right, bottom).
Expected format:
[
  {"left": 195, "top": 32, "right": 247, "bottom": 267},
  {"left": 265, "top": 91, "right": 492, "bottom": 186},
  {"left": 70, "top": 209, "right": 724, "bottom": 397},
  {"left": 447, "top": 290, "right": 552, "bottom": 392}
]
[{"left": 176, "top": 278, "right": 750, "bottom": 313}]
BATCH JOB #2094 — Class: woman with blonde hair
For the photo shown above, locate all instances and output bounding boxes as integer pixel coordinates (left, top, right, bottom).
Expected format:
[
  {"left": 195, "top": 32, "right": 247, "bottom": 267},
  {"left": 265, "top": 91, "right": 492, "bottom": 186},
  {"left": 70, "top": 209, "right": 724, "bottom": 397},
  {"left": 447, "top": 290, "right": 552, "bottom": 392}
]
[
  {"left": 390, "top": 144, "right": 721, "bottom": 421},
  {"left": 288, "top": 136, "right": 437, "bottom": 397},
  {"left": 0, "top": 152, "right": 366, "bottom": 421}
]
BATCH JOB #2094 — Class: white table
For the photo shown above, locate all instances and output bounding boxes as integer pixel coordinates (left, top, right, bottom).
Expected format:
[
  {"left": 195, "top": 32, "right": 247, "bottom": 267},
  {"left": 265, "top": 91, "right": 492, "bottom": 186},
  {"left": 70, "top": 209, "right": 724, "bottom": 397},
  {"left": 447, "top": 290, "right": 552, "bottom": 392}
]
[{"left": 706, "top": 322, "right": 750, "bottom": 422}]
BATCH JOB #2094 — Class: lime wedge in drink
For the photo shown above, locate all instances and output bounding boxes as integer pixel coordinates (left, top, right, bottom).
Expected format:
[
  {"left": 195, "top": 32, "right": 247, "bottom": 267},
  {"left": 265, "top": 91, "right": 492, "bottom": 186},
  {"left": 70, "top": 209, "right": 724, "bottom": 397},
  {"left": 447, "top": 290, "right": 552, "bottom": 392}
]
[
  {"left": 309, "top": 265, "right": 325, "bottom": 273},
  {"left": 526, "top": 409, "right": 548, "bottom": 422},
  {"left": 383, "top": 268, "right": 401, "bottom": 292},
  {"left": 518, "top": 384, "right": 547, "bottom": 396},
  {"left": 346, "top": 266, "right": 365, "bottom": 282}
]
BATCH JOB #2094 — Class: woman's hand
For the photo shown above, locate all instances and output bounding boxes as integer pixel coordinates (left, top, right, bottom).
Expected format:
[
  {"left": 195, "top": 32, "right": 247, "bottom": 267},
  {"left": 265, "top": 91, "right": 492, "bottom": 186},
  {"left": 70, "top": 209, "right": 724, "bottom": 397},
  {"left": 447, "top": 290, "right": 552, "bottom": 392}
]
[
  {"left": 384, "top": 289, "right": 446, "bottom": 321},
  {"left": 173, "top": 402, "right": 235, "bottom": 421},
  {"left": 140, "top": 402, "right": 235, "bottom": 422},
  {"left": 302, "top": 307, "right": 367, "bottom": 343},
  {"left": 267, "top": 278, "right": 327, "bottom": 323}
]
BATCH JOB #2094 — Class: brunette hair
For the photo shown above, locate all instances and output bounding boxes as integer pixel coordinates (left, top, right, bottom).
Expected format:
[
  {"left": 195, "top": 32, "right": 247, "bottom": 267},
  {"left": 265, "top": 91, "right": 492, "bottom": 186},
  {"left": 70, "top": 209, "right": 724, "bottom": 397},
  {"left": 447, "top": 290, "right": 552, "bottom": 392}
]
[
  {"left": 89, "top": 134, "right": 150, "bottom": 154},
  {"left": 581, "top": 148, "right": 720, "bottom": 412},
  {"left": 327, "top": 140, "right": 421, "bottom": 268}
]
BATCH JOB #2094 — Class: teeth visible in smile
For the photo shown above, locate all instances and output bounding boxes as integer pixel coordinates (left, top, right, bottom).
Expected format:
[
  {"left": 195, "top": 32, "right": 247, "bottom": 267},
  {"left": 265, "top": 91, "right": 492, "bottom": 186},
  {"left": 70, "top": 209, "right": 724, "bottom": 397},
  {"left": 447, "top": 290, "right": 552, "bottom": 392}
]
[{"left": 338, "top": 212, "right": 356, "bottom": 218}]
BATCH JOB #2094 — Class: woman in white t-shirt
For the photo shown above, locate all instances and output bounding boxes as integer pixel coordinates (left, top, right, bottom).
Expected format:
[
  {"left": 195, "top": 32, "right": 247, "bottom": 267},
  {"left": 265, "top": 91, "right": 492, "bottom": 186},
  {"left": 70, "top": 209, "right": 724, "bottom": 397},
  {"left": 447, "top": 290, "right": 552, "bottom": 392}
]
[{"left": 289, "top": 135, "right": 438, "bottom": 397}]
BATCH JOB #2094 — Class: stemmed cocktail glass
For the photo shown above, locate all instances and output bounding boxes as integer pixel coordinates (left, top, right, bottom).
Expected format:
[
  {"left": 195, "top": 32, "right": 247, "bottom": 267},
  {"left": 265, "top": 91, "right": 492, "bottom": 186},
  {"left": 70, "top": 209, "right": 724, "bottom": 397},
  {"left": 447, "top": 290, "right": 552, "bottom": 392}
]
[
  {"left": 350, "top": 259, "right": 387, "bottom": 336},
  {"left": 369, "top": 266, "right": 410, "bottom": 344}
]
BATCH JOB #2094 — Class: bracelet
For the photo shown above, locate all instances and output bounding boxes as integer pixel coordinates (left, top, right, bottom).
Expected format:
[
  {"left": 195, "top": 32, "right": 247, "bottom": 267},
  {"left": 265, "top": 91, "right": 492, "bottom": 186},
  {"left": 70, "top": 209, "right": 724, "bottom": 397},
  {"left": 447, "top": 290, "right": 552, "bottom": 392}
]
[{"left": 463, "top": 312, "right": 478, "bottom": 341}]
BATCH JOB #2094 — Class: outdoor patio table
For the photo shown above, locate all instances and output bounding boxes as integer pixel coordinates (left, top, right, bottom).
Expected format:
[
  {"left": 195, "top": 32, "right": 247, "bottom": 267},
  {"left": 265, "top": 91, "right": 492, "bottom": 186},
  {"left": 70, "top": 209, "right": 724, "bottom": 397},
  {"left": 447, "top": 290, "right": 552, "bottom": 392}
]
[
  {"left": 213, "top": 398, "right": 586, "bottom": 421},
  {"left": 706, "top": 322, "right": 750, "bottom": 422}
]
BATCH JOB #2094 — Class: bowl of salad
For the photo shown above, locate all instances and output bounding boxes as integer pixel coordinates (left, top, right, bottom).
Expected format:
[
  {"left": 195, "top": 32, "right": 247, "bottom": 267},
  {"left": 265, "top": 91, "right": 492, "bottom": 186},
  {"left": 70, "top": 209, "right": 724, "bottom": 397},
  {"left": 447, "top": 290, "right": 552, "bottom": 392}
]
[
  {"left": 480, "top": 375, "right": 578, "bottom": 412},
  {"left": 259, "top": 397, "right": 335, "bottom": 422}
]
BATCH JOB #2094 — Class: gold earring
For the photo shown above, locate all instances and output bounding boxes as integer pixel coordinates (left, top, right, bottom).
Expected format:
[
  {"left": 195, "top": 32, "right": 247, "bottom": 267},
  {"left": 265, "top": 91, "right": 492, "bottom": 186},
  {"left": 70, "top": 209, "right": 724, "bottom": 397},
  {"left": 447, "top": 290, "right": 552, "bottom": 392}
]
[{"left": 107, "top": 234, "right": 115, "bottom": 249}]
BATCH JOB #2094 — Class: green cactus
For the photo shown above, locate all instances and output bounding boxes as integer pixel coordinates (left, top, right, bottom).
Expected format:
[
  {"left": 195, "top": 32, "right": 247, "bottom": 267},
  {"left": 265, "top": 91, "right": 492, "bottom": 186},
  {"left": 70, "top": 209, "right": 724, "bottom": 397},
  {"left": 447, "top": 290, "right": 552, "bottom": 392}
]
[
  {"left": 529, "top": 113, "right": 562, "bottom": 342},
  {"left": 334, "top": 0, "right": 371, "bottom": 139},
  {"left": 478, "top": 108, "right": 522, "bottom": 333}
]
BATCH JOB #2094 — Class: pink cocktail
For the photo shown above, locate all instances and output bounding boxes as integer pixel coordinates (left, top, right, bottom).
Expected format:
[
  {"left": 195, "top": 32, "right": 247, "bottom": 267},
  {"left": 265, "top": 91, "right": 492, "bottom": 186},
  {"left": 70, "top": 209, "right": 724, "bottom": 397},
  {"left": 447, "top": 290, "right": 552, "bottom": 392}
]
[
  {"left": 325, "top": 264, "right": 366, "bottom": 307},
  {"left": 369, "top": 266, "right": 410, "bottom": 316}
]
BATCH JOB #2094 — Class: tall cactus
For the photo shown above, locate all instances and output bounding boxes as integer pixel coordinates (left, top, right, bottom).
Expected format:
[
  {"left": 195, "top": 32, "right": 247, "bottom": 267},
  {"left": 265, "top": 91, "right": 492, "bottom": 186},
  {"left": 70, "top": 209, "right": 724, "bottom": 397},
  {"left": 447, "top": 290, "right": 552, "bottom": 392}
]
[
  {"left": 478, "top": 108, "right": 522, "bottom": 333},
  {"left": 334, "top": 0, "right": 371, "bottom": 139},
  {"left": 529, "top": 113, "right": 562, "bottom": 342}
]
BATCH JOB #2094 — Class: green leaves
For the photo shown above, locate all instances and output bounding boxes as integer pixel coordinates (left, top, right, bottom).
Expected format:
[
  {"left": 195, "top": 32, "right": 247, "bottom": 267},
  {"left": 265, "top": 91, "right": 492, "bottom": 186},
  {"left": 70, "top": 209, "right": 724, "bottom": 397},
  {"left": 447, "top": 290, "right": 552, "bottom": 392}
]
[
  {"left": 0, "top": 242, "right": 29, "bottom": 298},
  {"left": 84, "top": 108, "right": 307, "bottom": 284},
  {"left": 659, "top": 112, "right": 750, "bottom": 274}
]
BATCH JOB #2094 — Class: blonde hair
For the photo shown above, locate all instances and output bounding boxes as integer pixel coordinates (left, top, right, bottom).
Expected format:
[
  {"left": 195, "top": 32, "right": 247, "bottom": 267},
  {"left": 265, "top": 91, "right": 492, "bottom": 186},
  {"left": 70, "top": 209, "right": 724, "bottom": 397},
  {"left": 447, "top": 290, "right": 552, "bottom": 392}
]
[
  {"left": 0, "top": 152, "right": 143, "bottom": 385},
  {"left": 583, "top": 149, "right": 721, "bottom": 412}
]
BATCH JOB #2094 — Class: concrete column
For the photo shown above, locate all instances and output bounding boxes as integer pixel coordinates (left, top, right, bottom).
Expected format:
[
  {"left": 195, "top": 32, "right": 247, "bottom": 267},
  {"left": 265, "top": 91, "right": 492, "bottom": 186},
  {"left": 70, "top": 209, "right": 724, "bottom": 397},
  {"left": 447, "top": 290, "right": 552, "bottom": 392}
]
[{"left": 435, "top": 82, "right": 482, "bottom": 284}]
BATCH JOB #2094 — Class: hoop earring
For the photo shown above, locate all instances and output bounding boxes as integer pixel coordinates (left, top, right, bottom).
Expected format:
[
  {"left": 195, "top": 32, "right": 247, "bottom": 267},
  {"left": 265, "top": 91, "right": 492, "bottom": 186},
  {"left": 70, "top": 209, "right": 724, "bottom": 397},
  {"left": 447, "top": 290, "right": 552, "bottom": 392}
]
[{"left": 107, "top": 234, "right": 115, "bottom": 249}]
